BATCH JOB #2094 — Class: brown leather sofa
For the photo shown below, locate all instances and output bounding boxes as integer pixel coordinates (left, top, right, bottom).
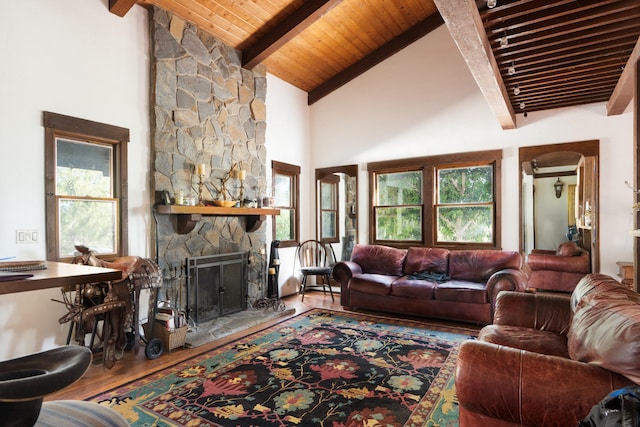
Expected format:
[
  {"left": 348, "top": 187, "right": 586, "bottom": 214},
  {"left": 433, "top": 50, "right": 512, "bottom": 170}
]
[
  {"left": 525, "top": 241, "right": 591, "bottom": 293},
  {"left": 332, "top": 244, "right": 527, "bottom": 324},
  {"left": 456, "top": 273, "right": 640, "bottom": 427}
]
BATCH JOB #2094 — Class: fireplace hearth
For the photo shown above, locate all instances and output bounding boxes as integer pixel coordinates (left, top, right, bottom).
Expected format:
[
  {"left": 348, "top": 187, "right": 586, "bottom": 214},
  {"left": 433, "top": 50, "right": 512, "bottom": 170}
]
[{"left": 186, "top": 252, "right": 248, "bottom": 324}]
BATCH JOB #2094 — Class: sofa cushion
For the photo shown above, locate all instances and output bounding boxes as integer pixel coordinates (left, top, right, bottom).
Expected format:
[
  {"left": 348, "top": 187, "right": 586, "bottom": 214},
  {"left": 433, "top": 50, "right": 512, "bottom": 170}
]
[
  {"left": 350, "top": 244, "right": 406, "bottom": 276},
  {"left": 448, "top": 250, "right": 521, "bottom": 282},
  {"left": 390, "top": 277, "right": 436, "bottom": 299},
  {"left": 434, "top": 280, "right": 488, "bottom": 304},
  {"left": 479, "top": 324, "right": 569, "bottom": 358},
  {"left": 349, "top": 273, "right": 395, "bottom": 296},
  {"left": 568, "top": 273, "right": 640, "bottom": 383},
  {"left": 403, "top": 247, "right": 449, "bottom": 275},
  {"left": 556, "top": 241, "right": 582, "bottom": 256}
]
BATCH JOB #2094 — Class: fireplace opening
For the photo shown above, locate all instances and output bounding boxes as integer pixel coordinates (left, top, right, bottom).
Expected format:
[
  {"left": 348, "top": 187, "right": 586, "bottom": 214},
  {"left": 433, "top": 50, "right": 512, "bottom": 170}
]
[{"left": 186, "top": 252, "right": 248, "bottom": 324}]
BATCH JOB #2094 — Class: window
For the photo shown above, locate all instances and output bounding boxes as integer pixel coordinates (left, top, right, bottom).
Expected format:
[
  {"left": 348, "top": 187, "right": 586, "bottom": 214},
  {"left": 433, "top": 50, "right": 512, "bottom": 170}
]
[
  {"left": 319, "top": 174, "right": 339, "bottom": 242},
  {"left": 368, "top": 150, "right": 501, "bottom": 249},
  {"left": 374, "top": 170, "right": 423, "bottom": 242},
  {"left": 435, "top": 164, "right": 494, "bottom": 244},
  {"left": 44, "top": 112, "right": 129, "bottom": 261},
  {"left": 272, "top": 160, "right": 300, "bottom": 248}
]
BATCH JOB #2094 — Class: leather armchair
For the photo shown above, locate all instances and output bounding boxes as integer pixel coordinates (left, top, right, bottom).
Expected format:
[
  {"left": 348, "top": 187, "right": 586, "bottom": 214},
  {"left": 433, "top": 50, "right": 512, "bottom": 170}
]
[
  {"left": 526, "top": 241, "right": 590, "bottom": 292},
  {"left": 456, "top": 275, "right": 640, "bottom": 427}
]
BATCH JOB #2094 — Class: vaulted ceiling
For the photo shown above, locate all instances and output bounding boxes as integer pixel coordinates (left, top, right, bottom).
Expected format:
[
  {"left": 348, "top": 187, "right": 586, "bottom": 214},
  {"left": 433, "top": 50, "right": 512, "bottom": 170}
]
[{"left": 110, "top": 0, "right": 640, "bottom": 129}]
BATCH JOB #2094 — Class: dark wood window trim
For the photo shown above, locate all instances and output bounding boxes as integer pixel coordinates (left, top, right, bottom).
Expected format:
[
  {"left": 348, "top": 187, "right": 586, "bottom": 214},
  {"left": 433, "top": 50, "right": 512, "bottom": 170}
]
[
  {"left": 44, "top": 111, "right": 129, "bottom": 261},
  {"left": 271, "top": 160, "right": 300, "bottom": 248},
  {"left": 318, "top": 173, "right": 340, "bottom": 244},
  {"left": 367, "top": 149, "right": 502, "bottom": 250}
]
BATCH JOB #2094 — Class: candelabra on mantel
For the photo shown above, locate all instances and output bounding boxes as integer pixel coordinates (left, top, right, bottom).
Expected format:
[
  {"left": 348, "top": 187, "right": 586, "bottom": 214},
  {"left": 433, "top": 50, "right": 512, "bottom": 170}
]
[
  {"left": 237, "top": 167, "right": 246, "bottom": 204},
  {"left": 194, "top": 161, "right": 249, "bottom": 207},
  {"left": 196, "top": 163, "right": 206, "bottom": 206}
]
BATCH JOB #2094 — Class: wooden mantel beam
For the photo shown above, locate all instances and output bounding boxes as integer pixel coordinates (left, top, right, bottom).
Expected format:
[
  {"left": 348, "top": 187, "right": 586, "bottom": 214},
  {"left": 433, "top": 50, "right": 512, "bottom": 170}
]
[
  {"left": 242, "top": 0, "right": 343, "bottom": 70},
  {"left": 607, "top": 36, "right": 640, "bottom": 116},
  {"left": 433, "top": 0, "right": 516, "bottom": 130},
  {"left": 109, "top": 0, "right": 138, "bottom": 17}
]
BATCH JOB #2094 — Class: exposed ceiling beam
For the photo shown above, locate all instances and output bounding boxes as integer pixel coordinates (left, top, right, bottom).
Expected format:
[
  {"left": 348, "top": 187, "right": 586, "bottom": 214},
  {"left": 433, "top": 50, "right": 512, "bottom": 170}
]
[
  {"left": 607, "top": 36, "right": 640, "bottom": 115},
  {"left": 433, "top": 0, "right": 517, "bottom": 130},
  {"left": 242, "top": 0, "right": 344, "bottom": 70},
  {"left": 109, "top": 0, "right": 137, "bottom": 17},
  {"left": 308, "top": 13, "right": 444, "bottom": 105}
]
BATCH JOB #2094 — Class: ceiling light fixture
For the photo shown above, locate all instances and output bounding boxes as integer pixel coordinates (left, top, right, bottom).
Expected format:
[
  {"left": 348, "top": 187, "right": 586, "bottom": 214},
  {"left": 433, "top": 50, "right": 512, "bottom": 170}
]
[
  {"left": 520, "top": 102, "right": 526, "bottom": 110},
  {"left": 508, "top": 62, "right": 516, "bottom": 75},
  {"left": 514, "top": 84, "right": 520, "bottom": 96},
  {"left": 487, "top": 0, "right": 497, "bottom": 8},
  {"left": 554, "top": 178, "right": 565, "bottom": 198},
  {"left": 500, "top": 32, "right": 508, "bottom": 47}
]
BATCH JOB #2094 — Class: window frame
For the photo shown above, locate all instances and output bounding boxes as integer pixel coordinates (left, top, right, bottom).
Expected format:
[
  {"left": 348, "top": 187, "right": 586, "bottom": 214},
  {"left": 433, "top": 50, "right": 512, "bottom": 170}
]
[
  {"left": 434, "top": 162, "right": 496, "bottom": 247},
  {"left": 44, "top": 111, "right": 129, "bottom": 261},
  {"left": 318, "top": 173, "right": 340, "bottom": 243},
  {"left": 271, "top": 160, "right": 300, "bottom": 248},
  {"left": 372, "top": 168, "right": 424, "bottom": 244},
  {"left": 368, "top": 149, "right": 502, "bottom": 249}
]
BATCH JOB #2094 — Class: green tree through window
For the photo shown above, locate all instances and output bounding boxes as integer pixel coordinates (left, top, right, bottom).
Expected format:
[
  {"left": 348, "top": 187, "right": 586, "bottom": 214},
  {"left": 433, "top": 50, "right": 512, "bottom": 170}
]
[
  {"left": 271, "top": 160, "right": 300, "bottom": 248},
  {"left": 44, "top": 112, "right": 129, "bottom": 261},
  {"left": 368, "top": 149, "right": 501, "bottom": 248},
  {"left": 374, "top": 170, "right": 423, "bottom": 241},
  {"left": 436, "top": 165, "right": 494, "bottom": 243}
]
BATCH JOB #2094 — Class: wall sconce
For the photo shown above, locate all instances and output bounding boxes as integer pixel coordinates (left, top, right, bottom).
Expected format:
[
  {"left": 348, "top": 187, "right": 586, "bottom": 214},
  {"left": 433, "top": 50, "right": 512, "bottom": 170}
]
[{"left": 554, "top": 177, "right": 564, "bottom": 198}]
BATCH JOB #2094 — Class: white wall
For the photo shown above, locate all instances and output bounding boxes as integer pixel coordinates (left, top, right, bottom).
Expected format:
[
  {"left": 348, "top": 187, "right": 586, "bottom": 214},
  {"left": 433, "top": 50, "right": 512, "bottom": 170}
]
[
  {"left": 0, "top": 0, "right": 150, "bottom": 360},
  {"left": 264, "top": 75, "right": 311, "bottom": 297},
  {"left": 310, "top": 25, "right": 635, "bottom": 278}
]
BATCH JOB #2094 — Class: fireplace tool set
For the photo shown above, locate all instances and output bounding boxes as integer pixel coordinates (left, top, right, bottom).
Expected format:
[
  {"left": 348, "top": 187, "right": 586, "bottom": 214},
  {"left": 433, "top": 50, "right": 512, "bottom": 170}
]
[{"left": 254, "top": 240, "right": 286, "bottom": 311}]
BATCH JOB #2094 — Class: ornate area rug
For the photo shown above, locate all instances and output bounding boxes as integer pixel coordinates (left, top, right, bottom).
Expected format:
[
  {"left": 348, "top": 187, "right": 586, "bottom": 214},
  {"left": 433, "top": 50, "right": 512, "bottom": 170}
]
[{"left": 89, "top": 309, "right": 476, "bottom": 426}]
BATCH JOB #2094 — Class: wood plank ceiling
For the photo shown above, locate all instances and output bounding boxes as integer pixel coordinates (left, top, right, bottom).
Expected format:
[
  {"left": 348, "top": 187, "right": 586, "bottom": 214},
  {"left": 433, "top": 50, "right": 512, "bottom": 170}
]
[{"left": 110, "top": 0, "right": 640, "bottom": 129}]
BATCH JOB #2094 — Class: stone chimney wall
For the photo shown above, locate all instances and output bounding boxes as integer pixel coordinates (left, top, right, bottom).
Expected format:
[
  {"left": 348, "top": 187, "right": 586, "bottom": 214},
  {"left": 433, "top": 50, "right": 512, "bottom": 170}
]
[{"left": 150, "top": 7, "right": 268, "bottom": 305}]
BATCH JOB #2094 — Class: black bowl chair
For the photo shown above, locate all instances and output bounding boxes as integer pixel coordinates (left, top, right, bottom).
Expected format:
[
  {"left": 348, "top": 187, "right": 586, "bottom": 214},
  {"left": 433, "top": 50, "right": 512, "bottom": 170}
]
[
  {"left": 0, "top": 345, "right": 128, "bottom": 426},
  {"left": 295, "top": 239, "right": 336, "bottom": 302}
]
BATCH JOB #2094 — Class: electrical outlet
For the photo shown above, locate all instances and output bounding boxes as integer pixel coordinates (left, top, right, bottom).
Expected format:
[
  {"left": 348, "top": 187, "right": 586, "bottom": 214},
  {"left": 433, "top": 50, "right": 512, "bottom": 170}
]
[{"left": 16, "top": 229, "right": 38, "bottom": 244}]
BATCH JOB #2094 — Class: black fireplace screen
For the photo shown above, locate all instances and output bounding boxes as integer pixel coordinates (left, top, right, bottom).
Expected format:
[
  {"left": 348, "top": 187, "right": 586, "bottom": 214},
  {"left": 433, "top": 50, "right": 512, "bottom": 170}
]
[{"left": 186, "top": 252, "right": 248, "bottom": 324}]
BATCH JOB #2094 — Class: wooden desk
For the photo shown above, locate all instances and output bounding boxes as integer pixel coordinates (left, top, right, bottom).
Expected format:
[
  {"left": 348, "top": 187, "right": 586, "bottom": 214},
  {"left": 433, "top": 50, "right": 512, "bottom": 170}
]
[{"left": 0, "top": 261, "right": 122, "bottom": 295}]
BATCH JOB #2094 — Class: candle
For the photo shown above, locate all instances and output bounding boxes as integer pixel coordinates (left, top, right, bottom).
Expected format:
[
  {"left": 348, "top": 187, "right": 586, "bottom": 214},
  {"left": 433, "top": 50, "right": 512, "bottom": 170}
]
[
  {"left": 268, "top": 267, "right": 276, "bottom": 275},
  {"left": 196, "top": 163, "right": 206, "bottom": 176},
  {"left": 238, "top": 169, "right": 246, "bottom": 180}
]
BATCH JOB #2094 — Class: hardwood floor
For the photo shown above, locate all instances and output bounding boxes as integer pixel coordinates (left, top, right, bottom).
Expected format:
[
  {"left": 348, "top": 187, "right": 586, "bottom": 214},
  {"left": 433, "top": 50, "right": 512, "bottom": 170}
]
[{"left": 48, "top": 291, "right": 343, "bottom": 401}]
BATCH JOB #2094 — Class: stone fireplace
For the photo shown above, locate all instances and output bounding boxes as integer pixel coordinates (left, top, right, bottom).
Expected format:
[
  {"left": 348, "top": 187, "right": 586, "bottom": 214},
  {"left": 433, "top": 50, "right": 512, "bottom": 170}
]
[{"left": 150, "top": 7, "right": 269, "bottom": 317}]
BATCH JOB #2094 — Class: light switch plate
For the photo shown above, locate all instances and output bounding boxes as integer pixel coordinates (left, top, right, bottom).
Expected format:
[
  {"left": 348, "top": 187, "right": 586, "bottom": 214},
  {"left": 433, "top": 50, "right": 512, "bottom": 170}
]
[{"left": 16, "top": 229, "right": 38, "bottom": 244}]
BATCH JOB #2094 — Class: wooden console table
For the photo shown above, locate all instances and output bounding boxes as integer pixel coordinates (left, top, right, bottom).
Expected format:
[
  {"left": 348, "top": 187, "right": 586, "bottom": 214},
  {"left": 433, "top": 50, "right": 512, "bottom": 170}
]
[{"left": 0, "top": 261, "right": 121, "bottom": 295}]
